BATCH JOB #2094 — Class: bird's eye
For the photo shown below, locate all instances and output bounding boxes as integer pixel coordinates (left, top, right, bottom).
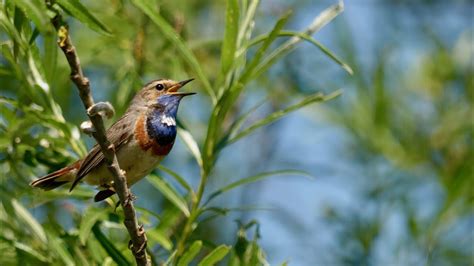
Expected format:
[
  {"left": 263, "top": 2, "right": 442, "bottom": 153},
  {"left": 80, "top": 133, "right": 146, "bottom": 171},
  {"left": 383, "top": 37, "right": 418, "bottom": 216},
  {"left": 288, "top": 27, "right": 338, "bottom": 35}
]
[{"left": 155, "top": 83, "right": 165, "bottom": 91}]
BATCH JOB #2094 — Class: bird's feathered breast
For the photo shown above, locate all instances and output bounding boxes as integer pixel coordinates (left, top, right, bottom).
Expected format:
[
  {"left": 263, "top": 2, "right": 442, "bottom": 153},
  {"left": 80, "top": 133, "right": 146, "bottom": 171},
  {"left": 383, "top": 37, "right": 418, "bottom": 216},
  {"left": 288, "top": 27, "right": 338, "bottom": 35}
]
[{"left": 135, "top": 110, "right": 176, "bottom": 156}]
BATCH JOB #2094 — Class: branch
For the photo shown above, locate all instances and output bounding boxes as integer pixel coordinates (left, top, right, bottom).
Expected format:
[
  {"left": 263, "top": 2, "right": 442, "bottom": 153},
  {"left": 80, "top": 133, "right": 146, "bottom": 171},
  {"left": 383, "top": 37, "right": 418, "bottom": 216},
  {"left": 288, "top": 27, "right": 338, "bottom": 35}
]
[{"left": 50, "top": 16, "right": 150, "bottom": 266}]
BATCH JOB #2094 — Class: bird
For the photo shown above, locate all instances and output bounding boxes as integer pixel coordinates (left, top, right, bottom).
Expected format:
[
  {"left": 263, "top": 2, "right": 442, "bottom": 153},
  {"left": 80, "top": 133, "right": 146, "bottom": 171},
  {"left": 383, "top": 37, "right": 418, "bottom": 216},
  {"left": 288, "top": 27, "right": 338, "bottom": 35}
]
[{"left": 30, "top": 78, "right": 195, "bottom": 202}]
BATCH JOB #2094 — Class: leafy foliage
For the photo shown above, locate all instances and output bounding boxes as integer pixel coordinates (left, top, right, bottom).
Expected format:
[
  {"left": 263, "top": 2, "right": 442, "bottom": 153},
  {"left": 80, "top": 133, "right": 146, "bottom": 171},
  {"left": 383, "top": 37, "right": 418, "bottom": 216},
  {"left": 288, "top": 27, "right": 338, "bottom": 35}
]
[{"left": 0, "top": 0, "right": 347, "bottom": 264}]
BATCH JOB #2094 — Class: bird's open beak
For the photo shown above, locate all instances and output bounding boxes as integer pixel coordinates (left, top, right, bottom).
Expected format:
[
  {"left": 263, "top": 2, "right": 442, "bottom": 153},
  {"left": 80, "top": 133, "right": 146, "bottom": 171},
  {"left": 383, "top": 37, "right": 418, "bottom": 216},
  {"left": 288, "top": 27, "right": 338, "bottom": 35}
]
[{"left": 168, "top": 78, "right": 196, "bottom": 97}]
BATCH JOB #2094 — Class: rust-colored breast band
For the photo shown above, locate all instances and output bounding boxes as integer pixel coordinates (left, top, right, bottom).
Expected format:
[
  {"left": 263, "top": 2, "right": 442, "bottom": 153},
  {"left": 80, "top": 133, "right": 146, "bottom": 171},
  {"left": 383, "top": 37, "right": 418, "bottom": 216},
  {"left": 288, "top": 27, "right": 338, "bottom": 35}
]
[
  {"left": 135, "top": 113, "right": 153, "bottom": 151},
  {"left": 135, "top": 112, "right": 175, "bottom": 156}
]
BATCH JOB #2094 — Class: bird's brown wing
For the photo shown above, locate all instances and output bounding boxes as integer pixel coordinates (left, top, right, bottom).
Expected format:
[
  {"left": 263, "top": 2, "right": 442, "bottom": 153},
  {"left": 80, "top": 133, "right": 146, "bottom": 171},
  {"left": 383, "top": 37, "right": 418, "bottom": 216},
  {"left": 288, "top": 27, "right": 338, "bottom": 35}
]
[{"left": 69, "top": 113, "right": 135, "bottom": 191}]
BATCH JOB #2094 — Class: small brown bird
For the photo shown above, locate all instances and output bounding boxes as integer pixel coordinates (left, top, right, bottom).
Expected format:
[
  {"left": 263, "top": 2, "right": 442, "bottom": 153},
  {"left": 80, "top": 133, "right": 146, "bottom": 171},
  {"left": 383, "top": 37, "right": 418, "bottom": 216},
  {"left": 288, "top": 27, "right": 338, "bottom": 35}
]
[{"left": 30, "top": 78, "right": 195, "bottom": 202}]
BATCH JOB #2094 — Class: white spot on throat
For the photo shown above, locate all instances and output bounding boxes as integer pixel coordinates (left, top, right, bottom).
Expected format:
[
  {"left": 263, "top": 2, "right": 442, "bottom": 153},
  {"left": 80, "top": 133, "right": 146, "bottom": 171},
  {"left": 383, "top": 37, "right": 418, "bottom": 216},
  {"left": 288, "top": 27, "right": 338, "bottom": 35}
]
[{"left": 160, "top": 115, "right": 176, "bottom": 126}]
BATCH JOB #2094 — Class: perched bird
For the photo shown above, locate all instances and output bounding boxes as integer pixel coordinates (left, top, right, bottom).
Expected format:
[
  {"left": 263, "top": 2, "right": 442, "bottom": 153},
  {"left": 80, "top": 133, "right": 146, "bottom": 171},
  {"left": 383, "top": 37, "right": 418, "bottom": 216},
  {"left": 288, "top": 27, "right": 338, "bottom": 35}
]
[{"left": 31, "top": 78, "right": 195, "bottom": 202}]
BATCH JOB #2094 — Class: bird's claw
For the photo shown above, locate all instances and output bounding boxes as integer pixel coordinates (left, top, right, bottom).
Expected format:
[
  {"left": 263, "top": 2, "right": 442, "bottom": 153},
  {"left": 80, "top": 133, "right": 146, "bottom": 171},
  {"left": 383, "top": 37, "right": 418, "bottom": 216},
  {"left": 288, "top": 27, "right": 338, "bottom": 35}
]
[{"left": 87, "top": 101, "right": 115, "bottom": 119}]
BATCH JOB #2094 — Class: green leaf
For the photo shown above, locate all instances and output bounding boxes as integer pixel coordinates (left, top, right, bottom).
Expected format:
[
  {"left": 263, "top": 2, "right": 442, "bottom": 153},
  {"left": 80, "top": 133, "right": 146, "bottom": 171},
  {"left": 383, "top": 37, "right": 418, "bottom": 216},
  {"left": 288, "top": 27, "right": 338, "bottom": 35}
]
[
  {"left": 158, "top": 165, "right": 193, "bottom": 194},
  {"left": 204, "top": 170, "right": 311, "bottom": 205},
  {"left": 198, "top": 245, "right": 231, "bottom": 266},
  {"left": 56, "top": 0, "right": 111, "bottom": 36},
  {"left": 156, "top": 205, "right": 182, "bottom": 233},
  {"left": 248, "top": 31, "right": 353, "bottom": 75},
  {"left": 220, "top": 0, "right": 239, "bottom": 75},
  {"left": 49, "top": 235, "right": 75, "bottom": 265},
  {"left": 79, "top": 207, "right": 107, "bottom": 245},
  {"left": 11, "top": 199, "right": 47, "bottom": 244},
  {"left": 131, "top": 0, "right": 216, "bottom": 103},
  {"left": 146, "top": 175, "right": 190, "bottom": 217},
  {"left": 42, "top": 32, "right": 58, "bottom": 83},
  {"left": 164, "top": 250, "right": 177, "bottom": 266},
  {"left": 228, "top": 90, "right": 342, "bottom": 144},
  {"left": 0, "top": 7, "right": 28, "bottom": 52},
  {"left": 211, "top": 11, "right": 292, "bottom": 150},
  {"left": 218, "top": 99, "right": 266, "bottom": 150},
  {"left": 13, "top": 0, "right": 52, "bottom": 34},
  {"left": 135, "top": 206, "right": 162, "bottom": 222},
  {"left": 147, "top": 229, "right": 173, "bottom": 251},
  {"left": 252, "top": 1, "right": 344, "bottom": 79},
  {"left": 240, "top": 11, "right": 292, "bottom": 84},
  {"left": 199, "top": 205, "right": 276, "bottom": 225},
  {"left": 91, "top": 223, "right": 130, "bottom": 266},
  {"left": 13, "top": 242, "right": 50, "bottom": 263},
  {"left": 177, "top": 126, "right": 203, "bottom": 169},
  {"left": 177, "top": 240, "right": 202, "bottom": 266},
  {"left": 236, "top": 0, "right": 260, "bottom": 46}
]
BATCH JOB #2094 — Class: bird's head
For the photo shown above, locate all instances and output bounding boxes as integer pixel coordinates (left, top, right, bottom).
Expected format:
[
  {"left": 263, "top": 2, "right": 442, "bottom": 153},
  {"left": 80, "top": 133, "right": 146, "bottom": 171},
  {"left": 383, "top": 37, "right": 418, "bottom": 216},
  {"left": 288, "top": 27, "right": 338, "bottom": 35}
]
[{"left": 138, "top": 78, "right": 195, "bottom": 114}]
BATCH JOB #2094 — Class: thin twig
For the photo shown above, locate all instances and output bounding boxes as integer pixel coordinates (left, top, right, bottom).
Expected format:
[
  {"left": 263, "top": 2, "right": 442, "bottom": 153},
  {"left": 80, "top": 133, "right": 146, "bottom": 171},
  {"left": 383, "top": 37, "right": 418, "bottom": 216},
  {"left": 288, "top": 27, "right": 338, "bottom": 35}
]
[{"left": 49, "top": 14, "right": 150, "bottom": 266}]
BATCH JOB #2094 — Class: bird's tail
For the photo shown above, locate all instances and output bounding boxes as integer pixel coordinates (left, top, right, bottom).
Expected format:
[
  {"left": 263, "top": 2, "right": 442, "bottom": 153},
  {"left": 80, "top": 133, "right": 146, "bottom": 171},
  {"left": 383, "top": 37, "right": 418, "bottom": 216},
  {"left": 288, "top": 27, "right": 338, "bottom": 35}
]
[{"left": 30, "top": 161, "right": 80, "bottom": 190}]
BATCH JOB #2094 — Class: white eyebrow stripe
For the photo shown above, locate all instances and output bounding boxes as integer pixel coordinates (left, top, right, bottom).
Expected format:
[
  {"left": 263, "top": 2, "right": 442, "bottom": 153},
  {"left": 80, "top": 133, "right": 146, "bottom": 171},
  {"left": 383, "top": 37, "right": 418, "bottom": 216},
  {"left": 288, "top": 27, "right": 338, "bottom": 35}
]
[{"left": 160, "top": 115, "right": 176, "bottom": 126}]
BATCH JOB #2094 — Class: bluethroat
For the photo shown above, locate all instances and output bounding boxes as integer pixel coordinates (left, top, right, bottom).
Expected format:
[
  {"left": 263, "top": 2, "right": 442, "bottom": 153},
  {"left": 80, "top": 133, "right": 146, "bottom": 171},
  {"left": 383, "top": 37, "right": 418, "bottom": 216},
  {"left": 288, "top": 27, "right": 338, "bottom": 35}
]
[{"left": 31, "top": 78, "right": 195, "bottom": 201}]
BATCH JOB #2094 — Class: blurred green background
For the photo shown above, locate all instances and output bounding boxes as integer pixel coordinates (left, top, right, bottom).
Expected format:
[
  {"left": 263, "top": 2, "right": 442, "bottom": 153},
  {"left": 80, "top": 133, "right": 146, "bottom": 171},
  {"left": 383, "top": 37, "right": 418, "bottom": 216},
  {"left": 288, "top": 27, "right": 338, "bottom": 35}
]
[{"left": 1, "top": 0, "right": 472, "bottom": 265}]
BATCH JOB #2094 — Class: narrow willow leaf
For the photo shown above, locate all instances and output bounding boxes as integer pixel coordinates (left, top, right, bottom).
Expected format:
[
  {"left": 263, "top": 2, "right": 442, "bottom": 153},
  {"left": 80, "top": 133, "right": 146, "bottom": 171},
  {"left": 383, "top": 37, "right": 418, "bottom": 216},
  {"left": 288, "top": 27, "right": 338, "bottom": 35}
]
[
  {"left": 248, "top": 31, "right": 353, "bottom": 75},
  {"left": 73, "top": 245, "right": 92, "bottom": 266},
  {"left": 56, "top": 0, "right": 111, "bottom": 36},
  {"left": 252, "top": 1, "right": 344, "bottom": 79},
  {"left": 236, "top": 0, "right": 260, "bottom": 46},
  {"left": 11, "top": 199, "right": 47, "bottom": 244},
  {"left": 79, "top": 207, "right": 107, "bottom": 245},
  {"left": 49, "top": 236, "right": 75, "bottom": 265},
  {"left": 198, "top": 245, "right": 231, "bottom": 266},
  {"left": 204, "top": 170, "right": 312, "bottom": 205},
  {"left": 202, "top": 206, "right": 274, "bottom": 216},
  {"left": 131, "top": 0, "right": 216, "bottom": 102},
  {"left": 135, "top": 206, "right": 162, "bottom": 222},
  {"left": 13, "top": 6, "right": 27, "bottom": 59},
  {"left": 164, "top": 250, "right": 177, "bottom": 266},
  {"left": 13, "top": 242, "right": 50, "bottom": 263},
  {"left": 43, "top": 33, "right": 58, "bottom": 83},
  {"left": 218, "top": 99, "right": 266, "bottom": 149},
  {"left": 228, "top": 90, "right": 342, "bottom": 144},
  {"left": 240, "top": 11, "right": 291, "bottom": 84},
  {"left": 304, "top": 0, "right": 345, "bottom": 34},
  {"left": 158, "top": 165, "right": 193, "bottom": 194},
  {"left": 146, "top": 175, "right": 190, "bottom": 217},
  {"left": 211, "top": 11, "right": 292, "bottom": 146},
  {"left": 0, "top": 8, "right": 27, "bottom": 52},
  {"left": 86, "top": 233, "right": 107, "bottom": 263},
  {"left": 13, "top": 0, "right": 52, "bottom": 33},
  {"left": 147, "top": 229, "right": 173, "bottom": 251},
  {"left": 177, "top": 240, "right": 203, "bottom": 266},
  {"left": 156, "top": 205, "right": 182, "bottom": 233},
  {"left": 220, "top": 0, "right": 239, "bottom": 75},
  {"left": 177, "top": 127, "right": 203, "bottom": 169},
  {"left": 199, "top": 205, "right": 276, "bottom": 224},
  {"left": 91, "top": 223, "right": 130, "bottom": 266}
]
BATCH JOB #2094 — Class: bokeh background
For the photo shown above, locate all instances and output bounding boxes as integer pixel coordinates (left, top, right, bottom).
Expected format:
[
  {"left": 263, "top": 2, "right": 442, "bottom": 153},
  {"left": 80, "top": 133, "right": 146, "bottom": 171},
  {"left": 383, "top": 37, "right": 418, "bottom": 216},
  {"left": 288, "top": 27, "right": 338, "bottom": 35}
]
[{"left": 1, "top": 0, "right": 472, "bottom": 265}]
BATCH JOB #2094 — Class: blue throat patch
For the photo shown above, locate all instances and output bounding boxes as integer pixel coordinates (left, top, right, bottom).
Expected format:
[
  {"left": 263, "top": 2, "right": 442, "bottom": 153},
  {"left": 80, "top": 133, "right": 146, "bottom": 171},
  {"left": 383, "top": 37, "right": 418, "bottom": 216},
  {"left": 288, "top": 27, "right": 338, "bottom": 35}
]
[
  {"left": 146, "top": 111, "right": 177, "bottom": 145},
  {"left": 146, "top": 95, "right": 181, "bottom": 146}
]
